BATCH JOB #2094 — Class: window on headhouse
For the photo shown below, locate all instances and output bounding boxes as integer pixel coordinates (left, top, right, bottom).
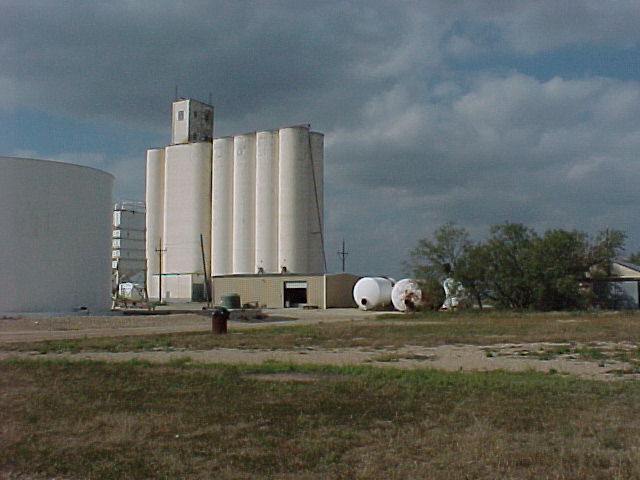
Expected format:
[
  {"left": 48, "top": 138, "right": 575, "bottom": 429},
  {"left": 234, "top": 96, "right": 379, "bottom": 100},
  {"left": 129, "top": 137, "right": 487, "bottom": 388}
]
[
  {"left": 178, "top": 110, "right": 184, "bottom": 121},
  {"left": 194, "top": 111, "right": 198, "bottom": 118}
]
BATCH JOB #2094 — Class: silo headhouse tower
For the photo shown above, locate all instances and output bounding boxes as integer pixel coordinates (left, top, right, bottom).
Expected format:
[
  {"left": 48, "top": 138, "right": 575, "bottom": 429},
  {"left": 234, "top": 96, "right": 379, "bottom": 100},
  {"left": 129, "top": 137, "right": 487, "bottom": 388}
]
[{"left": 145, "top": 98, "right": 355, "bottom": 308}]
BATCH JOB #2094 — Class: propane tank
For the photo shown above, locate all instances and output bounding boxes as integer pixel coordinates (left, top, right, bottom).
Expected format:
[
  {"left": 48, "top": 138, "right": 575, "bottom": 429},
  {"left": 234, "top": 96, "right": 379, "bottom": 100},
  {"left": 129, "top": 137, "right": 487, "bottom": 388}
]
[{"left": 353, "top": 277, "right": 394, "bottom": 310}]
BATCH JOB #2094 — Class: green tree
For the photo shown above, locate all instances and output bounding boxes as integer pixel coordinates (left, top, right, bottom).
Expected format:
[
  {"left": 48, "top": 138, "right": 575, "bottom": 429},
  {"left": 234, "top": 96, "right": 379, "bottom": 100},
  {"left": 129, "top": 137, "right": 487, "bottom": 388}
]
[
  {"left": 628, "top": 251, "right": 640, "bottom": 266},
  {"left": 406, "top": 222, "right": 471, "bottom": 280},
  {"left": 482, "top": 223, "right": 537, "bottom": 309},
  {"left": 407, "top": 222, "right": 627, "bottom": 311},
  {"left": 455, "top": 243, "right": 491, "bottom": 309},
  {"left": 528, "top": 229, "right": 592, "bottom": 310}
]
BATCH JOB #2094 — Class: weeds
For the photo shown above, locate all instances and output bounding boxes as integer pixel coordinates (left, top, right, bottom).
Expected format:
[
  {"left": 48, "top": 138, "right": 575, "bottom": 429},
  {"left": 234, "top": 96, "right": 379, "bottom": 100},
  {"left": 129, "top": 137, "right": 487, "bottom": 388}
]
[
  {"left": 2, "top": 359, "right": 640, "bottom": 479},
  {"left": 6, "top": 310, "right": 640, "bottom": 354}
]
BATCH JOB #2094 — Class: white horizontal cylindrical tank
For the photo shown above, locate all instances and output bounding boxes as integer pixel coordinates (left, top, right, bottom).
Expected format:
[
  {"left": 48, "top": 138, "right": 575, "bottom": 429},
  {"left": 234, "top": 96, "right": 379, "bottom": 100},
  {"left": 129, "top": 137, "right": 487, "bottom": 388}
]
[
  {"left": 145, "top": 147, "right": 165, "bottom": 297},
  {"left": 278, "top": 126, "right": 311, "bottom": 273},
  {"left": 391, "top": 278, "right": 422, "bottom": 312},
  {"left": 255, "top": 130, "right": 279, "bottom": 273},
  {"left": 0, "top": 157, "right": 113, "bottom": 312},
  {"left": 232, "top": 133, "right": 256, "bottom": 274},
  {"left": 211, "top": 137, "right": 234, "bottom": 275},
  {"left": 163, "top": 142, "right": 212, "bottom": 275},
  {"left": 353, "top": 277, "right": 394, "bottom": 311}
]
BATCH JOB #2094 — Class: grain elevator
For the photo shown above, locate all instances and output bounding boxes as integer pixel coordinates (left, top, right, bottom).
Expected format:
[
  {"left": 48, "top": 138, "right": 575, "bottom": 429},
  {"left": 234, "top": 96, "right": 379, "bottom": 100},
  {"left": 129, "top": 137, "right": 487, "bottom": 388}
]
[{"left": 145, "top": 98, "right": 327, "bottom": 304}]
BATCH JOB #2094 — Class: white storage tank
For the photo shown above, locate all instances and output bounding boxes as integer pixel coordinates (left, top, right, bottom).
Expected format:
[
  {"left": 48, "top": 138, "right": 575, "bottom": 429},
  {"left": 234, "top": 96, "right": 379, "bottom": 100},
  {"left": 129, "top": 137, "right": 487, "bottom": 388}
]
[
  {"left": 145, "top": 148, "right": 165, "bottom": 295},
  {"left": 391, "top": 278, "right": 422, "bottom": 312},
  {"left": 278, "top": 126, "right": 312, "bottom": 273},
  {"left": 255, "top": 130, "right": 279, "bottom": 273},
  {"left": 211, "top": 137, "right": 234, "bottom": 276},
  {"left": 232, "top": 133, "right": 256, "bottom": 274},
  {"left": 163, "top": 142, "right": 212, "bottom": 275},
  {"left": 0, "top": 157, "right": 113, "bottom": 313},
  {"left": 353, "top": 277, "right": 394, "bottom": 310}
]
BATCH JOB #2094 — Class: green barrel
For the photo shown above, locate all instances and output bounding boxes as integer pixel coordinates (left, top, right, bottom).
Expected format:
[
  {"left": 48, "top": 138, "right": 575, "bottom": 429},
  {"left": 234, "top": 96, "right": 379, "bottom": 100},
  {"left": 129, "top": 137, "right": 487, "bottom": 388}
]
[{"left": 220, "top": 293, "right": 241, "bottom": 309}]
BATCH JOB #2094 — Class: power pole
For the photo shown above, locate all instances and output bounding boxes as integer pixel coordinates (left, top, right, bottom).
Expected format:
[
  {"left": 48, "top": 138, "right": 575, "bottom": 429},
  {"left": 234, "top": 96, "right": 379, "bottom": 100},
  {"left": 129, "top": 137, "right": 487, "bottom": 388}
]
[
  {"left": 155, "top": 238, "right": 167, "bottom": 304},
  {"left": 337, "top": 239, "right": 349, "bottom": 273}
]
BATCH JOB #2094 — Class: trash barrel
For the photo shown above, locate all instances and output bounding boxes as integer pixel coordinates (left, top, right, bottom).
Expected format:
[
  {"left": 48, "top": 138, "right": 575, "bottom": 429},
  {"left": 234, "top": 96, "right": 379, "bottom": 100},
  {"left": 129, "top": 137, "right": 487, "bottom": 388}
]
[
  {"left": 211, "top": 307, "right": 230, "bottom": 334},
  {"left": 220, "top": 293, "right": 241, "bottom": 309}
]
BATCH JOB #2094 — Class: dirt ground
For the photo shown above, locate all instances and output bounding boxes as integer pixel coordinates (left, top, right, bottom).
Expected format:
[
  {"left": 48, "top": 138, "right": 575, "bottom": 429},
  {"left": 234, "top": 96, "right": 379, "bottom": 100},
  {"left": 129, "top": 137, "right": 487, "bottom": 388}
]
[{"left": 0, "top": 309, "right": 637, "bottom": 381}]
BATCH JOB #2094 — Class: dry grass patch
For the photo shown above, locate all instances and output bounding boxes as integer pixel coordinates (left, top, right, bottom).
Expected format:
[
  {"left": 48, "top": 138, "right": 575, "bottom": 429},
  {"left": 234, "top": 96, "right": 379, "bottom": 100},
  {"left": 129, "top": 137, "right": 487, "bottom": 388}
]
[
  {"left": 5, "top": 310, "right": 640, "bottom": 355},
  {"left": 2, "top": 359, "right": 640, "bottom": 479}
]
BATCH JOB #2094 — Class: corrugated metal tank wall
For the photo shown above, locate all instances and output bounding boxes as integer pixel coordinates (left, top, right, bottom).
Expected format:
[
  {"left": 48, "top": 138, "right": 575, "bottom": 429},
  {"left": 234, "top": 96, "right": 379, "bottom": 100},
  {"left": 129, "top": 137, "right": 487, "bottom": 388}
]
[
  {"left": 145, "top": 148, "right": 165, "bottom": 296},
  {"left": 211, "top": 137, "right": 234, "bottom": 276},
  {"left": 255, "top": 130, "right": 279, "bottom": 273},
  {"left": 163, "top": 142, "right": 212, "bottom": 275},
  {"left": 278, "top": 126, "right": 311, "bottom": 273},
  {"left": 232, "top": 134, "right": 256, "bottom": 274}
]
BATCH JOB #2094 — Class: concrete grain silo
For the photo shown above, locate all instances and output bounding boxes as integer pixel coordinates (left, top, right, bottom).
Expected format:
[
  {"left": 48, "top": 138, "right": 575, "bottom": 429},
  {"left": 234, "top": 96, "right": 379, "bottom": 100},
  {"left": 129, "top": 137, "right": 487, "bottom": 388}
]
[
  {"left": 278, "top": 126, "right": 313, "bottom": 274},
  {"left": 0, "top": 157, "right": 113, "bottom": 313},
  {"left": 145, "top": 147, "right": 165, "bottom": 291},
  {"left": 308, "top": 131, "right": 325, "bottom": 274},
  {"left": 232, "top": 133, "right": 256, "bottom": 274},
  {"left": 145, "top": 99, "right": 326, "bottom": 304},
  {"left": 211, "top": 137, "right": 234, "bottom": 276},
  {"left": 161, "top": 142, "right": 212, "bottom": 300},
  {"left": 255, "top": 130, "right": 279, "bottom": 274}
]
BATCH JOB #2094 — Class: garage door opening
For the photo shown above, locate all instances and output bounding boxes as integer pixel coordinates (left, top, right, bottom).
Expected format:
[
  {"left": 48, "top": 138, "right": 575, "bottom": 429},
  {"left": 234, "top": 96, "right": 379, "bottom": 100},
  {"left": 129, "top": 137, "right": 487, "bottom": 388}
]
[{"left": 284, "top": 281, "right": 307, "bottom": 307}]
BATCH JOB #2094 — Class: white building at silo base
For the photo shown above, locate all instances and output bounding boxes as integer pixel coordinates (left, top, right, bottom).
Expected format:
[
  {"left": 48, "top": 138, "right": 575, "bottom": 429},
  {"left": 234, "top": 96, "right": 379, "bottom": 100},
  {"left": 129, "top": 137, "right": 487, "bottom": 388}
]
[{"left": 0, "top": 157, "right": 114, "bottom": 313}]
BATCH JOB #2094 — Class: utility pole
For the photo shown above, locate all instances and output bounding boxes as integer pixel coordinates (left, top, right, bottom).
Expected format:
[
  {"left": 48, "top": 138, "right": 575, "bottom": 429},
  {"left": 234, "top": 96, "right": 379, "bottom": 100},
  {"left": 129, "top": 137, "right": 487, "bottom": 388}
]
[
  {"left": 155, "top": 238, "right": 167, "bottom": 304},
  {"left": 337, "top": 239, "right": 349, "bottom": 273}
]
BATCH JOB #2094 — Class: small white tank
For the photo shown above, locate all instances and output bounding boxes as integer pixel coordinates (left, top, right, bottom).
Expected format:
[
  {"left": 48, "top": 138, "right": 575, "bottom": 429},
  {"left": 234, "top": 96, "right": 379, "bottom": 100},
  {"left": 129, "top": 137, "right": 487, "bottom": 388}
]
[
  {"left": 391, "top": 279, "right": 422, "bottom": 312},
  {"left": 353, "top": 277, "right": 394, "bottom": 310}
]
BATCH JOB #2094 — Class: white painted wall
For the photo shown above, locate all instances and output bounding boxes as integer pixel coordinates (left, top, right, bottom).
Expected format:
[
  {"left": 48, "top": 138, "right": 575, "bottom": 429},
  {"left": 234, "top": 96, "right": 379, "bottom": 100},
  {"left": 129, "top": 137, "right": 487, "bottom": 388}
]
[
  {"left": 0, "top": 157, "right": 113, "bottom": 312},
  {"left": 171, "top": 99, "right": 190, "bottom": 144}
]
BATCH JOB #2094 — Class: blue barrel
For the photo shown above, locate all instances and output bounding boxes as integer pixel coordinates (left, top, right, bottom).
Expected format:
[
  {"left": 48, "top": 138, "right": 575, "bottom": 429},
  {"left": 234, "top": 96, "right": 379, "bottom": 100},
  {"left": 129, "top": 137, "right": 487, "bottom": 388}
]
[{"left": 220, "top": 293, "right": 241, "bottom": 309}]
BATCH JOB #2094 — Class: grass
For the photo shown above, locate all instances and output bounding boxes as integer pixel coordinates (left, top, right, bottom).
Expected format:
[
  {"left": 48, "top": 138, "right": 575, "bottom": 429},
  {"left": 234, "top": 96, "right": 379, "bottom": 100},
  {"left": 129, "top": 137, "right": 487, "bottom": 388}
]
[
  {"left": 5, "top": 309, "right": 640, "bottom": 354},
  {"left": 3, "top": 358, "right": 640, "bottom": 479}
]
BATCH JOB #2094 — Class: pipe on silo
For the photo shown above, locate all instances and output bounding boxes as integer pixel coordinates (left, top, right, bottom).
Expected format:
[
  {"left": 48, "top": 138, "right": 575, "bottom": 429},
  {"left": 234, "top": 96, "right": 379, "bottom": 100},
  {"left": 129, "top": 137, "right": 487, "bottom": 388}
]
[
  {"left": 278, "top": 126, "right": 311, "bottom": 273},
  {"left": 308, "top": 132, "right": 325, "bottom": 273},
  {"left": 145, "top": 148, "right": 165, "bottom": 296},
  {"left": 211, "top": 137, "right": 234, "bottom": 275},
  {"left": 255, "top": 130, "right": 279, "bottom": 273},
  {"left": 232, "top": 133, "right": 256, "bottom": 274}
]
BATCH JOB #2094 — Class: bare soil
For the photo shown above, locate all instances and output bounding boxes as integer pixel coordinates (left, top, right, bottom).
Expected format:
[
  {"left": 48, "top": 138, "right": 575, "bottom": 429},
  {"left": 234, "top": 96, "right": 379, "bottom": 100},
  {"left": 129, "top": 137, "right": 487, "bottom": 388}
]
[{"left": 0, "top": 309, "right": 637, "bottom": 381}]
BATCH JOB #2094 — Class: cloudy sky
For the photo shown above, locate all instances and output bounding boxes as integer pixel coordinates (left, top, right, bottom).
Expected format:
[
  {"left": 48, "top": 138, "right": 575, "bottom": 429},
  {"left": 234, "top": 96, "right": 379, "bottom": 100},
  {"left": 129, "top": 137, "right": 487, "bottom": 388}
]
[{"left": 2, "top": 1, "right": 640, "bottom": 278}]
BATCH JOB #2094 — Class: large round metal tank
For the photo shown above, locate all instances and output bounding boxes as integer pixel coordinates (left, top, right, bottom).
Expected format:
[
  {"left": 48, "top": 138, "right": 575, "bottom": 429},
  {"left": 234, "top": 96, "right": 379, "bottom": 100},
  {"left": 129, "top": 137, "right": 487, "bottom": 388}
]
[
  {"left": 278, "top": 126, "right": 311, "bottom": 273},
  {"left": 232, "top": 133, "right": 256, "bottom": 274},
  {"left": 255, "top": 130, "right": 279, "bottom": 273},
  {"left": 0, "top": 157, "right": 113, "bottom": 312},
  {"left": 391, "top": 278, "right": 422, "bottom": 312},
  {"left": 145, "top": 147, "right": 165, "bottom": 295},
  {"left": 163, "top": 143, "right": 212, "bottom": 275},
  {"left": 353, "top": 277, "right": 394, "bottom": 311},
  {"left": 211, "top": 137, "right": 234, "bottom": 275}
]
